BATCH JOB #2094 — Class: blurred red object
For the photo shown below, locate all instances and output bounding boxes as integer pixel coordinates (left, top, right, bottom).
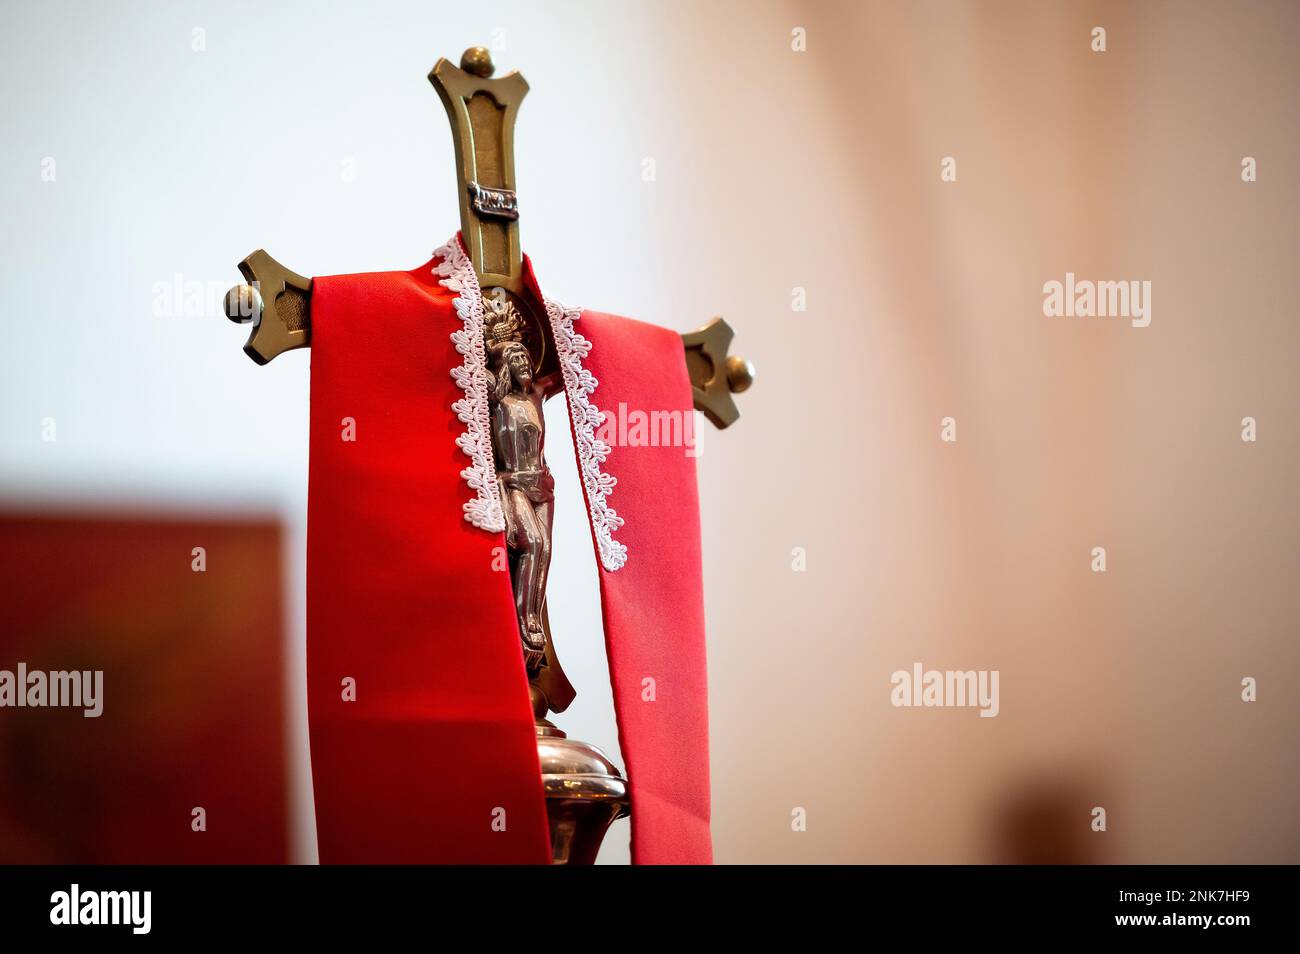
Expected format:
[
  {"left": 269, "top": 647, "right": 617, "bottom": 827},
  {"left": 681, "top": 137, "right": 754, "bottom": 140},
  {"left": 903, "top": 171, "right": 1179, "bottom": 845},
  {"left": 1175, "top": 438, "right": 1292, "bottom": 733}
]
[{"left": 0, "top": 511, "right": 287, "bottom": 863}]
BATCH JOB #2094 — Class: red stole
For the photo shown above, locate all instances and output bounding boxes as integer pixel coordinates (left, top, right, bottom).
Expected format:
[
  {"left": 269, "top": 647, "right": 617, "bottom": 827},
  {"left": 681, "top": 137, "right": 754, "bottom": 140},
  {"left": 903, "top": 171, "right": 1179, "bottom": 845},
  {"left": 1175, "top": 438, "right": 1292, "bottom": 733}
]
[{"left": 306, "top": 239, "right": 711, "bottom": 864}]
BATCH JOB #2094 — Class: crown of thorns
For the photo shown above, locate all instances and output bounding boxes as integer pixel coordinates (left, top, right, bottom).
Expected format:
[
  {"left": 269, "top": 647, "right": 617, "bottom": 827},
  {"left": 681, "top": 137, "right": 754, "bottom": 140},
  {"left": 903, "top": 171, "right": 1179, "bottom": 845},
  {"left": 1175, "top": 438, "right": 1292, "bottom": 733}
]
[{"left": 484, "top": 297, "right": 526, "bottom": 361}]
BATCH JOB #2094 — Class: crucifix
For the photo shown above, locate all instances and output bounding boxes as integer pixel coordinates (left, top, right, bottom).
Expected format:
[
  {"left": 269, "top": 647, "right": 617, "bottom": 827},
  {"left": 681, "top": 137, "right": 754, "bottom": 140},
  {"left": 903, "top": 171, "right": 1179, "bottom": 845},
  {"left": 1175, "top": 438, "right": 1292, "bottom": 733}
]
[{"left": 222, "top": 46, "right": 752, "bottom": 864}]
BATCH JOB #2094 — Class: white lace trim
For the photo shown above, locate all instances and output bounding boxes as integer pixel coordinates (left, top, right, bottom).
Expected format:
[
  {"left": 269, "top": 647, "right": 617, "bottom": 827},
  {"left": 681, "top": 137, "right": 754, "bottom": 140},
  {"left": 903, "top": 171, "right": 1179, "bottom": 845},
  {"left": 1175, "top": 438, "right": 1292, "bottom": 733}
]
[
  {"left": 544, "top": 297, "right": 627, "bottom": 571},
  {"left": 433, "top": 234, "right": 626, "bottom": 569},
  {"left": 433, "top": 235, "right": 505, "bottom": 532}
]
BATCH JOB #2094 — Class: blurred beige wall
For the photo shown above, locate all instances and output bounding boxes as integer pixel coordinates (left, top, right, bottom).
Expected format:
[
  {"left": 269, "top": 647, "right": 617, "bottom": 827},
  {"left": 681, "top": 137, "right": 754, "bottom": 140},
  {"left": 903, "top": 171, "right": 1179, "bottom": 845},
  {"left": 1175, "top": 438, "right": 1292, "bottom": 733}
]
[{"left": 650, "top": 0, "right": 1299, "bottom": 863}]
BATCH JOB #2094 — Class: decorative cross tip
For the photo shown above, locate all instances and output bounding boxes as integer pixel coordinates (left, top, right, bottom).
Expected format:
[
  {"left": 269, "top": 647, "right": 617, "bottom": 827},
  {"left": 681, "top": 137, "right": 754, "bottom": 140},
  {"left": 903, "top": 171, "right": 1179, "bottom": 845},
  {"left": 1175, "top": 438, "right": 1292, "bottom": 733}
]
[
  {"left": 681, "top": 318, "right": 755, "bottom": 429},
  {"left": 222, "top": 250, "right": 312, "bottom": 365}
]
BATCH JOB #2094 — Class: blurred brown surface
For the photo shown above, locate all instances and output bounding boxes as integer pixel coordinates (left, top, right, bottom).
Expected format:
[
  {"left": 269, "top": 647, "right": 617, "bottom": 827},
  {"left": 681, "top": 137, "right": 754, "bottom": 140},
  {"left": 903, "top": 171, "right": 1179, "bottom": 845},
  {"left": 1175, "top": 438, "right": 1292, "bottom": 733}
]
[{"left": 0, "top": 511, "right": 287, "bottom": 863}]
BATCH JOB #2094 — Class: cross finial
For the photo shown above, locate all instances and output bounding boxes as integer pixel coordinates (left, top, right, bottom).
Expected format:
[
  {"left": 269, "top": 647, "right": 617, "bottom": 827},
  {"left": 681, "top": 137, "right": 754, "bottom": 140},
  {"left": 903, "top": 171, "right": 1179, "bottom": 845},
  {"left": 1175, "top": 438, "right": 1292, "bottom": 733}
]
[{"left": 460, "top": 46, "right": 494, "bottom": 78}]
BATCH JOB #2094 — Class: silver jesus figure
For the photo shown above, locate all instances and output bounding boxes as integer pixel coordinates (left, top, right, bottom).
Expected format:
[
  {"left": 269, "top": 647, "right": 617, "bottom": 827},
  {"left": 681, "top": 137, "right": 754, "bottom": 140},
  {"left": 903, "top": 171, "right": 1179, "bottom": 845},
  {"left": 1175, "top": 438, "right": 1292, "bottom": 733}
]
[{"left": 485, "top": 310, "right": 554, "bottom": 673}]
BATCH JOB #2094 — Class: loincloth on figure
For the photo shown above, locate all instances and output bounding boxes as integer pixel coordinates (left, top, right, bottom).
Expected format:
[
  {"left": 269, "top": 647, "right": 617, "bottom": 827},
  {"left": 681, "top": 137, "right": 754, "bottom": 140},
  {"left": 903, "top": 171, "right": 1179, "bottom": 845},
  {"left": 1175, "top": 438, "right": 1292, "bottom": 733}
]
[{"left": 500, "top": 468, "right": 555, "bottom": 504}]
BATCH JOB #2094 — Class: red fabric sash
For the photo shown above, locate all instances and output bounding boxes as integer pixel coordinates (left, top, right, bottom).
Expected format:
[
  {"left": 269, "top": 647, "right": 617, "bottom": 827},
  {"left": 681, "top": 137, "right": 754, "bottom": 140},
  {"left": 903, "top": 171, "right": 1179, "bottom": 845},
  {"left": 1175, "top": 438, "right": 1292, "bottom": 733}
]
[
  {"left": 307, "top": 257, "right": 550, "bottom": 864},
  {"left": 306, "top": 244, "right": 712, "bottom": 864},
  {"left": 555, "top": 307, "right": 713, "bottom": 865}
]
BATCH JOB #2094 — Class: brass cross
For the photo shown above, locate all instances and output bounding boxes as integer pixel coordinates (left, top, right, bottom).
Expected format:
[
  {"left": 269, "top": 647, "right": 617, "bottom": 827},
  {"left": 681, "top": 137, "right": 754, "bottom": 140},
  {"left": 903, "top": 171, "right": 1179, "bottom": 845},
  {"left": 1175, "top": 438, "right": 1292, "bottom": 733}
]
[{"left": 219, "top": 45, "right": 754, "bottom": 862}]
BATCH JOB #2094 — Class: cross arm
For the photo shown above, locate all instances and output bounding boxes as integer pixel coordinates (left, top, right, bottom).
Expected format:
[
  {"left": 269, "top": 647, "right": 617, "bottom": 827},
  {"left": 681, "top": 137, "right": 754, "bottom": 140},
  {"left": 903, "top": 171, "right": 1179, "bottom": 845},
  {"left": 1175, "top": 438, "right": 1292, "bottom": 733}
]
[
  {"left": 222, "top": 257, "right": 754, "bottom": 428},
  {"left": 222, "top": 250, "right": 311, "bottom": 365}
]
